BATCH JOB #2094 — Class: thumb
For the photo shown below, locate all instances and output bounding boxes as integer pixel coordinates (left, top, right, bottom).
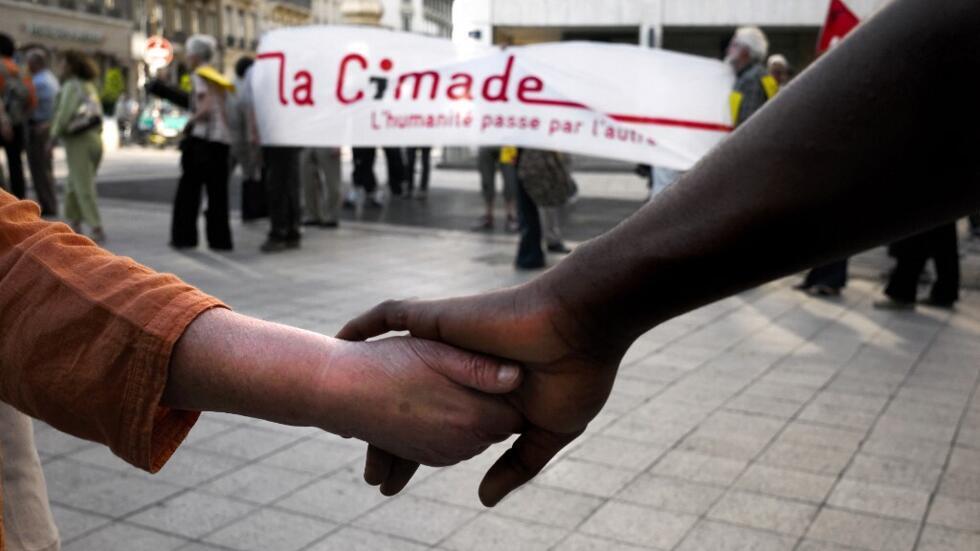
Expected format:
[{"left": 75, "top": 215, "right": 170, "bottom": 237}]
[{"left": 418, "top": 340, "right": 523, "bottom": 394}]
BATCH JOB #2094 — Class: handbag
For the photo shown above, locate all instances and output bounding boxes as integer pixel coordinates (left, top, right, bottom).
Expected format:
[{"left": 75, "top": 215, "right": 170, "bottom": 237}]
[
  {"left": 517, "top": 149, "right": 575, "bottom": 207},
  {"left": 65, "top": 82, "right": 103, "bottom": 136}
]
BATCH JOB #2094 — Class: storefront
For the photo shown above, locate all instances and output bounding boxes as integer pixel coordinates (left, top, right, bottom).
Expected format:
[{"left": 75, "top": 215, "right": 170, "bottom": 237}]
[{"left": 0, "top": 0, "right": 137, "bottom": 99}]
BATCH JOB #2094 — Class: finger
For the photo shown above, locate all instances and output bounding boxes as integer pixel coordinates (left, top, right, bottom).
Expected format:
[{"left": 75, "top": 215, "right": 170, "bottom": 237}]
[
  {"left": 363, "top": 444, "right": 392, "bottom": 487},
  {"left": 337, "top": 300, "right": 414, "bottom": 341},
  {"left": 379, "top": 457, "right": 421, "bottom": 496},
  {"left": 478, "top": 428, "right": 581, "bottom": 507},
  {"left": 418, "top": 341, "right": 523, "bottom": 394}
]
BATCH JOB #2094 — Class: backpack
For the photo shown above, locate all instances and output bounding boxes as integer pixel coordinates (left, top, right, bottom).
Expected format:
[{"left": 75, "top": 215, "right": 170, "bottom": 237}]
[
  {"left": 517, "top": 149, "right": 575, "bottom": 207},
  {"left": 0, "top": 59, "right": 37, "bottom": 126}
]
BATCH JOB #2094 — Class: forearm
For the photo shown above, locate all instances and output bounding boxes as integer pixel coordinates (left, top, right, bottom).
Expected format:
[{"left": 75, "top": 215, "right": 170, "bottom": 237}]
[
  {"left": 164, "top": 309, "right": 339, "bottom": 430},
  {"left": 545, "top": 0, "right": 980, "bottom": 345}
]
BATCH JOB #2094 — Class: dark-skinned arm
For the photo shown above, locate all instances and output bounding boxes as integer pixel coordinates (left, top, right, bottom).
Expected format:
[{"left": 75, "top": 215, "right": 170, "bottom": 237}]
[{"left": 339, "top": 0, "right": 980, "bottom": 506}]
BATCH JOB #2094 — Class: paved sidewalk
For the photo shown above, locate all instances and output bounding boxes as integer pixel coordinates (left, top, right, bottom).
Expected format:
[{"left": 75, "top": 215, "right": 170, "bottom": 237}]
[{"left": 35, "top": 199, "right": 980, "bottom": 551}]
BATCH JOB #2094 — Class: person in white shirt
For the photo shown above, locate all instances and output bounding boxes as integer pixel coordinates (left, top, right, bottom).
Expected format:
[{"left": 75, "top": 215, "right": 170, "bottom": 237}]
[{"left": 170, "top": 34, "right": 234, "bottom": 251}]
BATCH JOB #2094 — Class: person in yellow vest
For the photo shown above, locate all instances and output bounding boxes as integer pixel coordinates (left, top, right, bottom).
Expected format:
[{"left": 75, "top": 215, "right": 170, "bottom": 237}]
[
  {"left": 726, "top": 27, "right": 779, "bottom": 127},
  {"left": 767, "top": 54, "right": 792, "bottom": 87}
]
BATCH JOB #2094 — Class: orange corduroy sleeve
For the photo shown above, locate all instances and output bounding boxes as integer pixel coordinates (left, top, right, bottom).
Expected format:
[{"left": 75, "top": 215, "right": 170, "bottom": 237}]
[{"left": 0, "top": 190, "right": 226, "bottom": 473}]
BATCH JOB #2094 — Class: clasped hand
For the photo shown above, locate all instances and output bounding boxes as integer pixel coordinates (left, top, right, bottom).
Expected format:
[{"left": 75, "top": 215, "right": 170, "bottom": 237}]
[{"left": 338, "top": 280, "right": 625, "bottom": 506}]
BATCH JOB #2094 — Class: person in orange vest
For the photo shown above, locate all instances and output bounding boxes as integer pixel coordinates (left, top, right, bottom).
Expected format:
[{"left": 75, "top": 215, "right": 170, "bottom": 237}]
[{"left": 725, "top": 27, "right": 779, "bottom": 127}]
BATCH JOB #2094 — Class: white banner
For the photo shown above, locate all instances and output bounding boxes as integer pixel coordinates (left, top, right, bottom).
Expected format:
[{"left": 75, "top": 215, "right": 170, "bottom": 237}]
[{"left": 253, "top": 26, "right": 735, "bottom": 170}]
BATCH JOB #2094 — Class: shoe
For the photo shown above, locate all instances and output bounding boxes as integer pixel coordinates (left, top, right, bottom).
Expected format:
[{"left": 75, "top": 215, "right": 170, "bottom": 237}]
[
  {"left": 873, "top": 297, "right": 916, "bottom": 311},
  {"left": 342, "top": 200, "right": 356, "bottom": 210},
  {"left": 170, "top": 241, "right": 197, "bottom": 250},
  {"left": 920, "top": 297, "right": 955, "bottom": 309},
  {"left": 812, "top": 284, "right": 842, "bottom": 297},
  {"left": 260, "top": 239, "right": 289, "bottom": 253},
  {"left": 302, "top": 219, "right": 322, "bottom": 227},
  {"left": 547, "top": 242, "right": 572, "bottom": 254},
  {"left": 318, "top": 221, "right": 339, "bottom": 229},
  {"left": 90, "top": 227, "right": 106, "bottom": 245},
  {"left": 414, "top": 189, "right": 428, "bottom": 200},
  {"left": 209, "top": 244, "right": 233, "bottom": 252},
  {"left": 286, "top": 239, "right": 301, "bottom": 249},
  {"left": 515, "top": 260, "right": 547, "bottom": 270},
  {"left": 69, "top": 220, "right": 83, "bottom": 234},
  {"left": 472, "top": 216, "right": 494, "bottom": 232},
  {"left": 365, "top": 198, "right": 384, "bottom": 209},
  {"left": 793, "top": 282, "right": 812, "bottom": 292},
  {"left": 505, "top": 215, "right": 519, "bottom": 233}
]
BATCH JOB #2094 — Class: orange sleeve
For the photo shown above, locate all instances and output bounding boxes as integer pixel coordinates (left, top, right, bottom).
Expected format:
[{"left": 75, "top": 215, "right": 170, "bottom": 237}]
[{"left": 0, "top": 191, "right": 226, "bottom": 472}]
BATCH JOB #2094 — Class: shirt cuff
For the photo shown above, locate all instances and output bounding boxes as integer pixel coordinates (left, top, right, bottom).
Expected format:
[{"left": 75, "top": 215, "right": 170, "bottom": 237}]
[{"left": 117, "top": 290, "right": 228, "bottom": 473}]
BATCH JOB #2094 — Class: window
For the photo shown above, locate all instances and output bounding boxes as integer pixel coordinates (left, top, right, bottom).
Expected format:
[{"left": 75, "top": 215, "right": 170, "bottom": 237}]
[{"left": 225, "top": 6, "right": 234, "bottom": 37}]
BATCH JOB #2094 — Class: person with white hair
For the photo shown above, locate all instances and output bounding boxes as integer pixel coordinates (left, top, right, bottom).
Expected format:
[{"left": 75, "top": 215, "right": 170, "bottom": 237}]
[
  {"left": 767, "top": 54, "right": 791, "bottom": 86},
  {"left": 170, "top": 34, "right": 234, "bottom": 251},
  {"left": 726, "top": 26, "right": 779, "bottom": 127}
]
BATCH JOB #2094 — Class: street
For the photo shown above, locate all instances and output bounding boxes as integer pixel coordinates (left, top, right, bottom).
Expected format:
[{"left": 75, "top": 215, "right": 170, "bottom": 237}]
[{"left": 29, "top": 170, "right": 980, "bottom": 550}]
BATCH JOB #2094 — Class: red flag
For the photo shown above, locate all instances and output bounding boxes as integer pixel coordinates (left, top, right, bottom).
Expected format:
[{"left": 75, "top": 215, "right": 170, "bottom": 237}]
[{"left": 817, "top": 0, "right": 860, "bottom": 53}]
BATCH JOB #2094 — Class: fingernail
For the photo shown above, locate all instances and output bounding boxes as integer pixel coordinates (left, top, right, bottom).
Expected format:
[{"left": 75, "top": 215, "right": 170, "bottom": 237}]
[{"left": 497, "top": 365, "right": 520, "bottom": 385}]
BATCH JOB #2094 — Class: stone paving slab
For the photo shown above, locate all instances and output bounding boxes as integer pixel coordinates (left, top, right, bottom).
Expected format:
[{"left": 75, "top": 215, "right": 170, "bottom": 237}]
[{"left": 28, "top": 199, "right": 980, "bottom": 550}]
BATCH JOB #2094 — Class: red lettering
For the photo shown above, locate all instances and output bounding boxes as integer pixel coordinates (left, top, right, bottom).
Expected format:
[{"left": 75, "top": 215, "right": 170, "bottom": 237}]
[
  {"left": 396, "top": 70, "right": 440, "bottom": 100},
  {"left": 447, "top": 73, "right": 474, "bottom": 100},
  {"left": 517, "top": 75, "right": 587, "bottom": 109},
  {"left": 256, "top": 52, "right": 288, "bottom": 106},
  {"left": 293, "top": 70, "right": 314, "bottom": 106},
  {"left": 337, "top": 53, "right": 368, "bottom": 105},
  {"left": 482, "top": 55, "right": 514, "bottom": 102}
]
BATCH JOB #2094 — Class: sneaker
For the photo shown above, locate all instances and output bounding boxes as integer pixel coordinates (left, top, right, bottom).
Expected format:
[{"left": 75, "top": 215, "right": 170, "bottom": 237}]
[
  {"left": 919, "top": 297, "right": 955, "bottom": 309},
  {"left": 547, "top": 242, "right": 572, "bottom": 254},
  {"left": 260, "top": 239, "right": 289, "bottom": 253},
  {"left": 812, "top": 284, "right": 842, "bottom": 297},
  {"left": 873, "top": 297, "right": 916, "bottom": 311},
  {"left": 90, "top": 228, "right": 106, "bottom": 245},
  {"left": 472, "top": 216, "right": 494, "bottom": 232}
]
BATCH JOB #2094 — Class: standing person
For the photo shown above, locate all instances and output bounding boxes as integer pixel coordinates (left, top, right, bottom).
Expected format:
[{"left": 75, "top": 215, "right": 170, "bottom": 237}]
[
  {"left": 876, "top": 223, "right": 961, "bottom": 310},
  {"left": 767, "top": 54, "right": 792, "bottom": 87},
  {"left": 170, "top": 35, "right": 234, "bottom": 251},
  {"left": 226, "top": 56, "right": 265, "bottom": 221},
  {"left": 348, "top": 147, "right": 382, "bottom": 209},
  {"left": 513, "top": 149, "right": 576, "bottom": 269},
  {"left": 474, "top": 146, "right": 518, "bottom": 232},
  {"left": 301, "top": 147, "right": 342, "bottom": 228},
  {"left": 726, "top": 27, "right": 778, "bottom": 127},
  {"left": 0, "top": 33, "right": 36, "bottom": 200},
  {"left": 50, "top": 50, "right": 105, "bottom": 243},
  {"left": 404, "top": 146, "right": 431, "bottom": 200},
  {"left": 261, "top": 145, "right": 303, "bottom": 252},
  {"left": 383, "top": 147, "right": 405, "bottom": 198},
  {"left": 25, "top": 49, "right": 59, "bottom": 217}
]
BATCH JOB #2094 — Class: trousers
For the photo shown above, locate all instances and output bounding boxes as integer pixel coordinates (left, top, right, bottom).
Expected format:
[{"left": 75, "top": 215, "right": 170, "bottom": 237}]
[
  {"left": 0, "top": 401, "right": 60, "bottom": 551},
  {"left": 301, "top": 147, "right": 342, "bottom": 224},
  {"left": 171, "top": 137, "right": 232, "bottom": 249}
]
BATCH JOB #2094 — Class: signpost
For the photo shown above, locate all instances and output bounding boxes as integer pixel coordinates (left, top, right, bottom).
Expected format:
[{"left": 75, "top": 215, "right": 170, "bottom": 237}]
[{"left": 143, "top": 36, "right": 174, "bottom": 74}]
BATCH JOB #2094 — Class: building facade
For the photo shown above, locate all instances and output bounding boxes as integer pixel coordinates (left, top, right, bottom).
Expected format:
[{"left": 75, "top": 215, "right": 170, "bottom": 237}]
[
  {"left": 0, "top": 0, "right": 137, "bottom": 95},
  {"left": 453, "top": 0, "right": 893, "bottom": 68}
]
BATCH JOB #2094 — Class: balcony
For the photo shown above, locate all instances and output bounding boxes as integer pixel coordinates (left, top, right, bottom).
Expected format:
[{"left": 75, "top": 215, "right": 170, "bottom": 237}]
[{"left": 267, "top": 0, "right": 312, "bottom": 12}]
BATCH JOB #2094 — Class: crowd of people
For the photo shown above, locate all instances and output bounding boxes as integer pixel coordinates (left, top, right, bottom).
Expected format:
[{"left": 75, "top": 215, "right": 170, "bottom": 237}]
[
  {"left": 3, "top": 1, "right": 980, "bottom": 548},
  {"left": 2, "top": 25, "right": 977, "bottom": 296}
]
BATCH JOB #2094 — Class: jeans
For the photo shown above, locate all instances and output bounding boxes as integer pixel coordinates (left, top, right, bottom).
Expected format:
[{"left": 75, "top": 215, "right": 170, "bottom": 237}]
[{"left": 515, "top": 177, "right": 545, "bottom": 268}]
